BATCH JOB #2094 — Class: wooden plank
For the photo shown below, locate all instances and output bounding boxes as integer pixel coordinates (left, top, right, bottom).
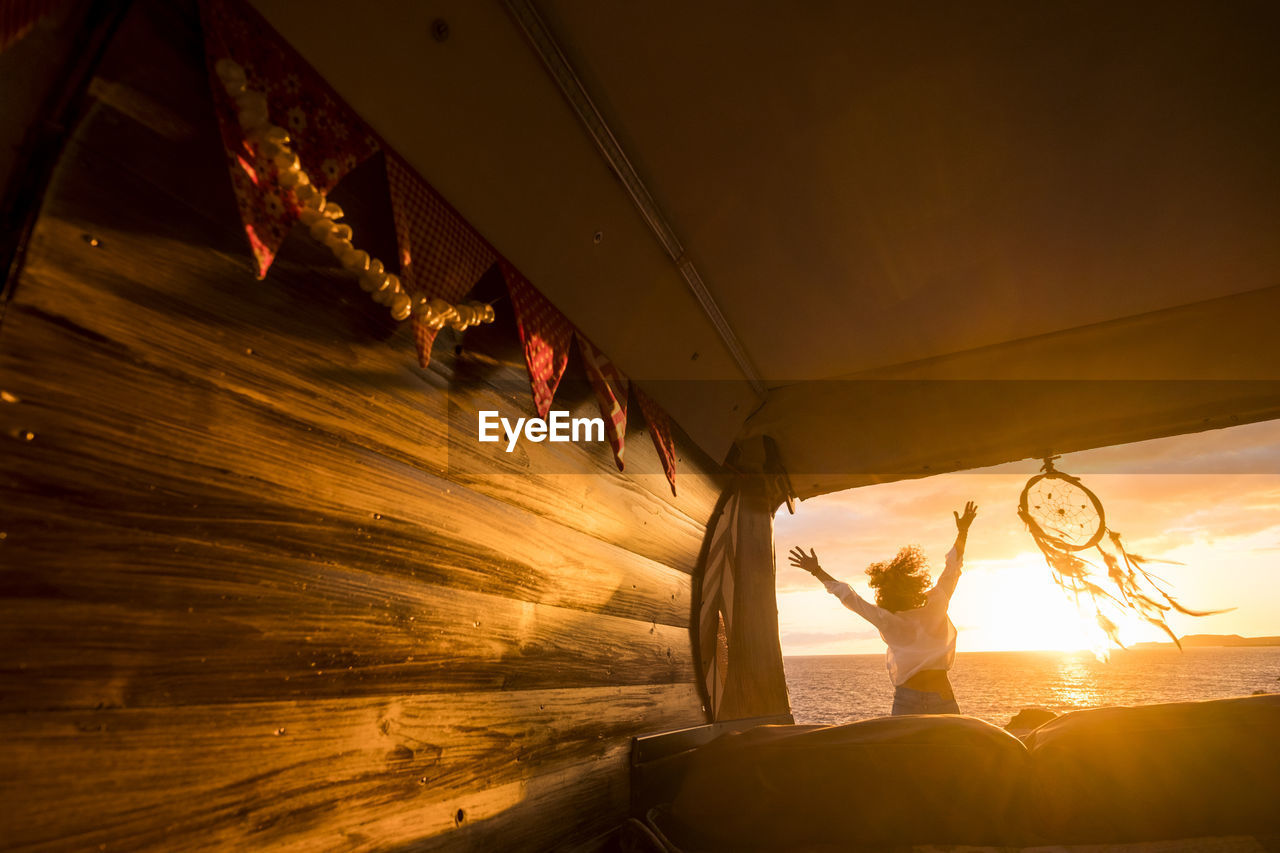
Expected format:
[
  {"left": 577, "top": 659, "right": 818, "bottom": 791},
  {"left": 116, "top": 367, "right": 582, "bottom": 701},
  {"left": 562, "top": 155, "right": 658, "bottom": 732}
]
[
  {"left": 98, "top": 0, "right": 729, "bottom": 523},
  {"left": 31, "top": 0, "right": 728, "bottom": 534},
  {"left": 718, "top": 482, "right": 792, "bottom": 720},
  {"left": 0, "top": 5, "right": 725, "bottom": 850},
  {"left": 0, "top": 684, "right": 706, "bottom": 850},
  {"left": 30, "top": 3, "right": 727, "bottom": 556},
  {"left": 0, "top": 304, "right": 692, "bottom": 615},
  {"left": 346, "top": 748, "right": 630, "bottom": 853},
  {"left": 17, "top": 173, "right": 721, "bottom": 573},
  {"left": 0, "top": 504, "right": 696, "bottom": 711},
  {"left": 37, "top": 0, "right": 726, "bottom": 534},
  {"left": 0, "top": 311, "right": 702, "bottom": 710},
  {"left": 0, "top": 565, "right": 696, "bottom": 711},
  {"left": 0, "top": 487, "right": 692, "bottom": 629}
]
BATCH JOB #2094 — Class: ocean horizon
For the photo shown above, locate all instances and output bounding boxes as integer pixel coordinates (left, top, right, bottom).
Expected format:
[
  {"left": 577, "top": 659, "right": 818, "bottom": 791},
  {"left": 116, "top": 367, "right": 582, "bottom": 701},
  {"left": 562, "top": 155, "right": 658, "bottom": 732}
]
[{"left": 784, "top": 645, "right": 1280, "bottom": 727}]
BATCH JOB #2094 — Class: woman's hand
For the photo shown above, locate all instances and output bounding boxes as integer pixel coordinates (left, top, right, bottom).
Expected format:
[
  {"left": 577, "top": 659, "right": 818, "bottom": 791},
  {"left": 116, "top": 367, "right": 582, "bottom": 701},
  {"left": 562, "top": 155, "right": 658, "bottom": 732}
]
[
  {"left": 954, "top": 500, "right": 978, "bottom": 533},
  {"left": 788, "top": 546, "right": 822, "bottom": 577}
]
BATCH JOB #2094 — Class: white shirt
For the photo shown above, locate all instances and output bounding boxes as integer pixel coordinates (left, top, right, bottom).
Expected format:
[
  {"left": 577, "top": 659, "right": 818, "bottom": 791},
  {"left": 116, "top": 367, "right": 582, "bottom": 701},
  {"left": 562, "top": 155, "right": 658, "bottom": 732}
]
[{"left": 822, "top": 546, "right": 961, "bottom": 686}]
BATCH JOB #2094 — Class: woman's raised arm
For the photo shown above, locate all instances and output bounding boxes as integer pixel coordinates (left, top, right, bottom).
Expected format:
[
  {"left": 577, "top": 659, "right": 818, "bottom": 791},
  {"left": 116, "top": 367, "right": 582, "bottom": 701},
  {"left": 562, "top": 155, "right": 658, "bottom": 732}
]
[
  {"left": 952, "top": 500, "right": 978, "bottom": 561},
  {"left": 787, "top": 546, "right": 834, "bottom": 584}
]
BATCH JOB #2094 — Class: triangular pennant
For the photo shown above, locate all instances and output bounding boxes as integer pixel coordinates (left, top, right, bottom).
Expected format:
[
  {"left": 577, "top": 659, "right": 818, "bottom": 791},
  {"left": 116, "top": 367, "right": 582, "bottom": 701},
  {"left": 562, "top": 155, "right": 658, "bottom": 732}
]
[
  {"left": 1, "top": 0, "right": 67, "bottom": 54},
  {"left": 199, "top": 0, "right": 379, "bottom": 277},
  {"left": 575, "top": 333, "right": 629, "bottom": 471},
  {"left": 385, "top": 152, "right": 497, "bottom": 367},
  {"left": 502, "top": 262, "right": 573, "bottom": 418},
  {"left": 635, "top": 387, "right": 677, "bottom": 496},
  {"left": 411, "top": 314, "right": 446, "bottom": 371}
]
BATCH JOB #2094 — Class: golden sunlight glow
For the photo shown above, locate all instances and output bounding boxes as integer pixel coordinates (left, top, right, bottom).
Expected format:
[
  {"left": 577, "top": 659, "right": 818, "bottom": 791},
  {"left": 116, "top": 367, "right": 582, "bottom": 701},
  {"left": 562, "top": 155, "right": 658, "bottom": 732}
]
[
  {"left": 776, "top": 432, "right": 1280, "bottom": 658},
  {"left": 949, "top": 555, "right": 1104, "bottom": 653}
]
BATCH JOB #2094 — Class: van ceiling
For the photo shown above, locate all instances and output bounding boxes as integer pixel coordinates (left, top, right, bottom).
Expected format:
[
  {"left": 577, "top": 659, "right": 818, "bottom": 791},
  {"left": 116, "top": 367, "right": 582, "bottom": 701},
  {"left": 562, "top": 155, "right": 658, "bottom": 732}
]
[{"left": 253, "top": 1, "right": 1280, "bottom": 489}]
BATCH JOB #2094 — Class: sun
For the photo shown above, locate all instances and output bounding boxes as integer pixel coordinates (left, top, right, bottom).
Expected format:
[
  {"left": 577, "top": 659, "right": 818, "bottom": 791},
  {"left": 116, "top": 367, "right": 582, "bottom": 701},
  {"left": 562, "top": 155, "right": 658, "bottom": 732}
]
[{"left": 950, "top": 554, "right": 1100, "bottom": 652}]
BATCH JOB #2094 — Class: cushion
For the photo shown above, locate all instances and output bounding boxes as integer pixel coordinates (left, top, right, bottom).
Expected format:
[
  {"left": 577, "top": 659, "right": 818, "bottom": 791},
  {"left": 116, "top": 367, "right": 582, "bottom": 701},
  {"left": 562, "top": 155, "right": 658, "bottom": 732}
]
[
  {"left": 1024, "top": 693, "right": 1280, "bottom": 843},
  {"left": 666, "top": 715, "right": 1033, "bottom": 850}
]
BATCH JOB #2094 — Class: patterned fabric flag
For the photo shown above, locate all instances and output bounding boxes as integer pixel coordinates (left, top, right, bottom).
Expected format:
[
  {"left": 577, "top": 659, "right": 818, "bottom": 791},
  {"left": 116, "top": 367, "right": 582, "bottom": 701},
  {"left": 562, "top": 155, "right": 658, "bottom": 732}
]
[
  {"left": 502, "top": 262, "right": 573, "bottom": 418},
  {"left": 635, "top": 387, "right": 678, "bottom": 496},
  {"left": 700, "top": 491, "right": 740, "bottom": 718},
  {"left": 385, "top": 152, "right": 497, "bottom": 367},
  {"left": 199, "top": 0, "right": 379, "bottom": 277},
  {"left": 1, "top": 0, "right": 67, "bottom": 53},
  {"left": 575, "top": 333, "right": 629, "bottom": 471}
]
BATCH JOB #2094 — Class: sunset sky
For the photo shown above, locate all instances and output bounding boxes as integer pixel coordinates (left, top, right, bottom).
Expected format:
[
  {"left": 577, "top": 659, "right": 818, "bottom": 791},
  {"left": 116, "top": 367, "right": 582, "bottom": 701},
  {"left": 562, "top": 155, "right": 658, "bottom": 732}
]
[{"left": 774, "top": 419, "right": 1280, "bottom": 656}]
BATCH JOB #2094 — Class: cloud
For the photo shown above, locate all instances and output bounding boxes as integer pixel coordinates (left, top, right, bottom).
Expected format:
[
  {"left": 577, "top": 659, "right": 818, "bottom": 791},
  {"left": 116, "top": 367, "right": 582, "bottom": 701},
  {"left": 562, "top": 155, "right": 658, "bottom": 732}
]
[{"left": 781, "top": 629, "right": 882, "bottom": 646}]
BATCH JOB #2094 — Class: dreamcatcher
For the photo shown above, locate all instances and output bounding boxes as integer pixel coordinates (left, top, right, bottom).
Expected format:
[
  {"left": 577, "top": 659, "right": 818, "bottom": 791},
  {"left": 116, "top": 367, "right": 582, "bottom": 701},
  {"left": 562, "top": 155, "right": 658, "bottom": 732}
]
[{"left": 1018, "top": 456, "right": 1227, "bottom": 649}]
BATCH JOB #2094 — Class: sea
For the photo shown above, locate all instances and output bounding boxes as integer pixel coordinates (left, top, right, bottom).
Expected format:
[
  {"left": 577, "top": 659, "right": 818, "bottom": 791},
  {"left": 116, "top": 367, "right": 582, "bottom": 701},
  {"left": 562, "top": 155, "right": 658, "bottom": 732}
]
[{"left": 784, "top": 646, "right": 1280, "bottom": 727}]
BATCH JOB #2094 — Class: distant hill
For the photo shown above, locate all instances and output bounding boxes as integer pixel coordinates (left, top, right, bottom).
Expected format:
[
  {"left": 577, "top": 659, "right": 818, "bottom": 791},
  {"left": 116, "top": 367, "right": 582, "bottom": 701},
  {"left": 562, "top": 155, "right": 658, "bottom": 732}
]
[{"left": 1133, "top": 634, "right": 1280, "bottom": 648}]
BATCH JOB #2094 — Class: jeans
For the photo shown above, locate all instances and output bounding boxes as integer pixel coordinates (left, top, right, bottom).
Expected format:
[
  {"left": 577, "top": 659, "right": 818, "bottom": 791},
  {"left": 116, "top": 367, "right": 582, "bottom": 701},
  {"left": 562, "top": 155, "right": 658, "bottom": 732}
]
[{"left": 891, "top": 683, "right": 960, "bottom": 715}]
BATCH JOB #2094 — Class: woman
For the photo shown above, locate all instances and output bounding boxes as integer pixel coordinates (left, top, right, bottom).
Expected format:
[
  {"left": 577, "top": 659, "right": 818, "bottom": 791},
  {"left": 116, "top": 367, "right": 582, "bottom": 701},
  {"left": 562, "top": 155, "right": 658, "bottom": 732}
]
[{"left": 788, "top": 501, "right": 977, "bottom": 715}]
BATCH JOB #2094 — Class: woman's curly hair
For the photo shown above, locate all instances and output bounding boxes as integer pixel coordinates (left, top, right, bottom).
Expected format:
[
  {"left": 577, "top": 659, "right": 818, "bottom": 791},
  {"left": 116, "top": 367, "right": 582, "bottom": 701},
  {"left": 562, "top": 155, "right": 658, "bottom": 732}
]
[{"left": 865, "top": 545, "right": 931, "bottom": 612}]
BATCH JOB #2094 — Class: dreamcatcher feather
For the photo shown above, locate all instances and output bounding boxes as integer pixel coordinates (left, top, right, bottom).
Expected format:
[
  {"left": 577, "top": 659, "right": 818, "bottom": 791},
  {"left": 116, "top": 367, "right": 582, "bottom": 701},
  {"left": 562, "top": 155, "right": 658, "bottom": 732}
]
[
  {"left": 1018, "top": 457, "right": 1230, "bottom": 650},
  {"left": 699, "top": 491, "right": 739, "bottom": 718}
]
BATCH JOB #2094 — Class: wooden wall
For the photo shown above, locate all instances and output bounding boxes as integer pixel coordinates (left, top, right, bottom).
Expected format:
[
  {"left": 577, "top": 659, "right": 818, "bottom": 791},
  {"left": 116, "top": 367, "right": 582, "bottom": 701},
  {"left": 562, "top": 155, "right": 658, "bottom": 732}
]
[{"left": 0, "top": 3, "right": 726, "bottom": 849}]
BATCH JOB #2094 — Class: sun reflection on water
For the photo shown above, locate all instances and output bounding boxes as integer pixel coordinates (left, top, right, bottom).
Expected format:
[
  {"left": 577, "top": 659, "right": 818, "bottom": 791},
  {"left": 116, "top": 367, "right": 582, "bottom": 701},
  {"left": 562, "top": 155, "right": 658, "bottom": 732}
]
[{"left": 1051, "top": 653, "right": 1102, "bottom": 709}]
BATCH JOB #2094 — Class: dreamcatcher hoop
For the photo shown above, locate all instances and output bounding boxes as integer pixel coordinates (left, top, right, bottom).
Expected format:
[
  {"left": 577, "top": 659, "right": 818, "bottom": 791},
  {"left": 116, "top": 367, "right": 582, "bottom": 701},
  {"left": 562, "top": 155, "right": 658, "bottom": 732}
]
[
  {"left": 1017, "top": 457, "right": 1106, "bottom": 552},
  {"left": 1018, "top": 454, "right": 1229, "bottom": 651}
]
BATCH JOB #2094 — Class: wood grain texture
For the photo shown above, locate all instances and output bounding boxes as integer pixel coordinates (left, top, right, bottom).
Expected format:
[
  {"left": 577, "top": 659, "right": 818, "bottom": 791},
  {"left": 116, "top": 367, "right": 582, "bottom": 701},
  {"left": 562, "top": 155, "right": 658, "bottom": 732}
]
[
  {"left": 0, "top": 482, "right": 692, "bottom": 626},
  {"left": 0, "top": 684, "right": 706, "bottom": 850},
  {"left": 0, "top": 543, "right": 695, "bottom": 713},
  {"left": 0, "top": 305, "right": 694, "bottom": 626},
  {"left": 0, "top": 1, "right": 731, "bottom": 848},
  {"left": 19, "top": 153, "right": 721, "bottom": 573},
  {"left": 718, "top": 483, "right": 792, "bottom": 720},
  {"left": 11, "top": 0, "right": 726, "bottom": 563}
]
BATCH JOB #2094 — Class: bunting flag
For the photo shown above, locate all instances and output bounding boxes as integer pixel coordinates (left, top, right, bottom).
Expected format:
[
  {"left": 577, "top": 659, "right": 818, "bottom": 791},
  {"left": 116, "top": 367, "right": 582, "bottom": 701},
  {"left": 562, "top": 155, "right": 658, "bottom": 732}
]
[
  {"left": 576, "top": 333, "right": 629, "bottom": 471},
  {"left": 385, "top": 152, "right": 497, "bottom": 367},
  {"left": 636, "top": 387, "right": 678, "bottom": 496},
  {"left": 189, "top": 0, "right": 682, "bottom": 492},
  {"left": 503, "top": 262, "right": 573, "bottom": 418},
  {"left": 1, "top": 0, "right": 66, "bottom": 53},
  {"left": 199, "top": 0, "right": 379, "bottom": 277},
  {"left": 700, "top": 491, "right": 740, "bottom": 718}
]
